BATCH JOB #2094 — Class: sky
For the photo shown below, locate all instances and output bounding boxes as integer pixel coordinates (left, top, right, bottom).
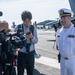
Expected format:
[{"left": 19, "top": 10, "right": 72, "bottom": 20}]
[{"left": 0, "top": 0, "right": 70, "bottom": 27}]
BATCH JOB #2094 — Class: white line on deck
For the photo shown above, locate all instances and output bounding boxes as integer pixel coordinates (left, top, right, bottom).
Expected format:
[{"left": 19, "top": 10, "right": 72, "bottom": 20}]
[{"left": 35, "top": 56, "right": 60, "bottom": 69}]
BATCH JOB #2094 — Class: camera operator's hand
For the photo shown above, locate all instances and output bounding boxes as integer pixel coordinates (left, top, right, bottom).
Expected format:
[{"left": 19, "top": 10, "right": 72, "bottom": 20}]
[
  {"left": 0, "top": 21, "right": 9, "bottom": 32},
  {"left": 25, "top": 33, "right": 33, "bottom": 39}
]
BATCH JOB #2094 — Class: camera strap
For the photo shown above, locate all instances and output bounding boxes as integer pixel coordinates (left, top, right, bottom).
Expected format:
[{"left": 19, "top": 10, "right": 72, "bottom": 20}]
[
  {"left": 29, "top": 25, "right": 34, "bottom": 35},
  {"left": 17, "top": 24, "right": 24, "bottom": 35},
  {"left": 18, "top": 24, "right": 34, "bottom": 36}
]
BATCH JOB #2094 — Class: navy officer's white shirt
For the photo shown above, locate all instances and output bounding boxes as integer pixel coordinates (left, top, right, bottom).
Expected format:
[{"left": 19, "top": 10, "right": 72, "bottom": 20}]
[
  {"left": 56, "top": 23, "right": 75, "bottom": 58},
  {"left": 14, "top": 24, "right": 38, "bottom": 53}
]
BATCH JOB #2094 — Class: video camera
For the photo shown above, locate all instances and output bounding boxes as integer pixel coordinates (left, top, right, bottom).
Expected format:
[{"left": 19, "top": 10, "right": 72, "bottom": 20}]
[{"left": 0, "top": 27, "right": 27, "bottom": 53}]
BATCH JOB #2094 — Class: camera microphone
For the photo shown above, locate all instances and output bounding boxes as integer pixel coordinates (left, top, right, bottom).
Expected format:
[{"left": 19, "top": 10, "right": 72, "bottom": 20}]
[{"left": 0, "top": 11, "right": 3, "bottom": 16}]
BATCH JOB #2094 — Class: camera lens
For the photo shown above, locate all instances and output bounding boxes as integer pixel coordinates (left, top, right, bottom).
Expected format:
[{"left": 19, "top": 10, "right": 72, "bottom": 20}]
[{"left": 0, "top": 11, "right": 3, "bottom": 16}]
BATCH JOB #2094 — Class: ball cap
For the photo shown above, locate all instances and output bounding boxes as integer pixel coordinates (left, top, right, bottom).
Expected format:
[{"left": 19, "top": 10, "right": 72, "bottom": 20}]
[{"left": 58, "top": 8, "right": 74, "bottom": 17}]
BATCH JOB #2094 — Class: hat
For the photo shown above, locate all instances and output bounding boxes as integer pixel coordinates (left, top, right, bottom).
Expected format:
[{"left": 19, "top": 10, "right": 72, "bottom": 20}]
[{"left": 58, "top": 8, "right": 74, "bottom": 17}]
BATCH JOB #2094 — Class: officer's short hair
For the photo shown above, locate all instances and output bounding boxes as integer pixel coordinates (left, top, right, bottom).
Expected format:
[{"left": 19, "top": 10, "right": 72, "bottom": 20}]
[{"left": 21, "top": 11, "right": 32, "bottom": 21}]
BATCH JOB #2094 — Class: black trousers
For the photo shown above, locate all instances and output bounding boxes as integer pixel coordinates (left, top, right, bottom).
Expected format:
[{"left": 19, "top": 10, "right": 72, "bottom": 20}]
[
  {"left": 0, "top": 57, "right": 5, "bottom": 75},
  {"left": 17, "top": 51, "right": 34, "bottom": 75},
  {"left": 0, "top": 64, "right": 2, "bottom": 75}
]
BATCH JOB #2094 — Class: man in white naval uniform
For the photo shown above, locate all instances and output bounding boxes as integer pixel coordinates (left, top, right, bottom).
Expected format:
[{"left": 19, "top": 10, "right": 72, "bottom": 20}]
[{"left": 56, "top": 8, "right": 75, "bottom": 75}]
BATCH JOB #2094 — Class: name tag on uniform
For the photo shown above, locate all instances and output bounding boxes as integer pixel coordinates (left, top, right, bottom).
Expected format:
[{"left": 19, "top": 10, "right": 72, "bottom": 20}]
[
  {"left": 57, "top": 35, "right": 60, "bottom": 37},
  {"left": 68, "top": 35, "right": 75, "bottom": 38}
]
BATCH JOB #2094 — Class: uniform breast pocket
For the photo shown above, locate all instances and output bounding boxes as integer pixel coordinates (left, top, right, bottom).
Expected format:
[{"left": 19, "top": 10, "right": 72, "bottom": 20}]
[
  {"left": 68, "top": 35, "right": 74, "bottom": 38},
  {"left": 67, "top": 38, "right": 72, "bottom": 42},
  {"left": 67, "top": 35, "right": 75, "bottom": 42}
]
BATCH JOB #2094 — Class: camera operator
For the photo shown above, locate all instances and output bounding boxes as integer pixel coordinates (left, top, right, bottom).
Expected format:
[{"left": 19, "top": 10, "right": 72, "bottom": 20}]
[
  {"left": 0, "top": 21, "right": 8, "bottom": 31},
  {"left": 0, "top": 21, "right": 9, "bottom": 75},
  {"left": 14, "top": 10, "right": 38, "bottom": 75}
]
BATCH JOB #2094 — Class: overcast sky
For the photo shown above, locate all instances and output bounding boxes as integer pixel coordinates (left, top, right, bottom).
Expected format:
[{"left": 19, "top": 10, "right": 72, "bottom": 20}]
[{"left": 0, "top": 0, "right": 70, "bottom": 26}]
